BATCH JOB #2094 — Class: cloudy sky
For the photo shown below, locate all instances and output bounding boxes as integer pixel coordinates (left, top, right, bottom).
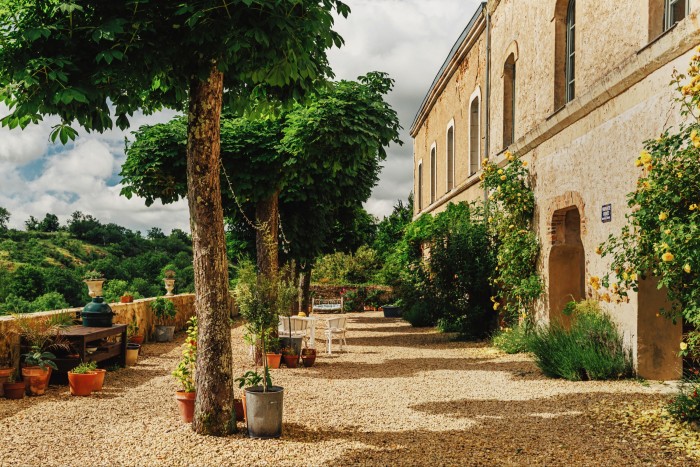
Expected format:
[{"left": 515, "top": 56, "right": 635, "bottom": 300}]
[{"left": 0, "top": 0, "right": 481, "bottom": 232}]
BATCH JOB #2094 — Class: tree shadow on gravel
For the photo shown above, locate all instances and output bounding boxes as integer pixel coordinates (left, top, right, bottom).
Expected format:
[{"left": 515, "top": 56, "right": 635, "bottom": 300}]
[
  {"left": 283, "top": 392, "right": 692, "bottom": 466},
  {"left": 296, "top": 357, "right": 545, "bottom": 381},
  {"left": 345, "top": 330, "right": 485, "bottom": 349}
]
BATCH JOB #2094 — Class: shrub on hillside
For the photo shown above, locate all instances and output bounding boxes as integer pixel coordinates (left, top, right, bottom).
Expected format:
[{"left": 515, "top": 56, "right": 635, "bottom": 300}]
[
  {"left": 528, "top": 300, "right": 633, "bottom": 381},
  {"left": 491, "top": 324, "right": 530, "bottom": 354}
]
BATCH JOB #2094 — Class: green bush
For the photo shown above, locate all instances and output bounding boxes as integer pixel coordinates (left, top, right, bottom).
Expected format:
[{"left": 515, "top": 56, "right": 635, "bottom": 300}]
[
  {"left": 491, "top": 324, "right": 530, "bottom": 354},
  {"left": 528, "top": 301, "right": 633, "bottom": 381},
  {"left": 667, "top": 380, "right": 700, "bottom": 423},
  {"left": 403, "top": 301, "right": 437, "bottom": 327}
]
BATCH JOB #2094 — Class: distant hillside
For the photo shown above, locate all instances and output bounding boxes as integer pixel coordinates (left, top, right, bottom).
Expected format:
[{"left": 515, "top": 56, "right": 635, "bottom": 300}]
[{"left": 0, "top": 213, "right": 195, "bottom": 314}]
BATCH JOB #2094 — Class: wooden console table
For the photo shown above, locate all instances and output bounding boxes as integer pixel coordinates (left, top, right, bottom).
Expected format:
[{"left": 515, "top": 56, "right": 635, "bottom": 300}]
[{"left": 52, "top": 324, "right": 128, "bottom": 372}]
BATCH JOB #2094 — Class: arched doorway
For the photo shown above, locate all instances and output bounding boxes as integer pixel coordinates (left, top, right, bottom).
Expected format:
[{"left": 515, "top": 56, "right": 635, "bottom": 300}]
[{"left": 548, "top": 207, "right": 585, "bottom": 328}]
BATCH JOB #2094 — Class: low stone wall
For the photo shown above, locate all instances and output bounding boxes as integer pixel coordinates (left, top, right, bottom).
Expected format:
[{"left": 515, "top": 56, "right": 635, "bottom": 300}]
[{"left": 0, "top": 294, "right": 200, "bottom": 371}]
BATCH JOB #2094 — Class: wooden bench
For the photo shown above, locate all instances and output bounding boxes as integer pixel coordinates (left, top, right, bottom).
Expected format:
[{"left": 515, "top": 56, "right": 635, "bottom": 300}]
[{"left": 311, "top": 298, "right": 344, "bottom": 314}]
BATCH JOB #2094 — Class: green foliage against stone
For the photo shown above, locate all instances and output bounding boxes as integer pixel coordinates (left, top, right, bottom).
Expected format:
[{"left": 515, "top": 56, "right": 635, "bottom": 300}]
[
  {"left": 667, "top": 380, "right": 700, "bottom": 423},
  {"left": 600, "top": 55, "right": 700, "bottom": 356},
  {"left": 491, "top": 323, "right": 531, "bottom": 354},
  {"left": 151, "top": 297, "right": 176, "bottom": 325},
  {"left": 528, "top": 300, "right": 633, "bottom": 381},
  {"left": 173, "top": 316, "right": 197, "bottom": 392},
  {"left": 481, "top": 154, "right": 543, "bottom": 325}
]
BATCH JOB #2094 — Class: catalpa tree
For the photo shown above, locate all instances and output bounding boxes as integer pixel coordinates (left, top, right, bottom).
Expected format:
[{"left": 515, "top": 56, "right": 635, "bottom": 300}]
[{"left": 0, "top": 0, "right": 348, "bottom": 436}]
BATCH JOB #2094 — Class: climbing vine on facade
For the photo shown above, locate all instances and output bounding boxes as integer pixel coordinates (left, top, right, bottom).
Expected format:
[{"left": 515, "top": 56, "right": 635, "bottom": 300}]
[
  {"left": 481, "top": 153, "right": 543, "bottom": 325},
  {"left": 599, "top": 51, "right": 700, "bottom": 357}
]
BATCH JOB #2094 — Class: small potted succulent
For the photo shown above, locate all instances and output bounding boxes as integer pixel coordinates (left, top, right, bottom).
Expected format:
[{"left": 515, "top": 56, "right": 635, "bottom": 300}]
[
  {"left": 151, "top": 297, "right": 177, "bottom": 342},
  {"left": 68, "top": 361, "right": 97, "bottom": 396},
  {"left": 163, "top": 267, "right": 176, "bottom": 296},
  {"left": 83, "top": 270, "right": 105, "bottom": 298},
  {"left": 21, "top": 345, "right": 57, "bottom": 396},
  {"left": 172, "top": 317, "right": 197, "bottom": 423},
  {"left": 3, "top": 370, "right": 25, "bottom": 400}
]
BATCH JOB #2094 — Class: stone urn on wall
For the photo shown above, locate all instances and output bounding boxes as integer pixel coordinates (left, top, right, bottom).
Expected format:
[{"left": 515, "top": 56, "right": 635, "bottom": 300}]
[
  {"left": 83, "top": 270, "right": 105, "bottom": 298},
  {"left": 163, "top": 269, "right": 176, "bottom": 296}
]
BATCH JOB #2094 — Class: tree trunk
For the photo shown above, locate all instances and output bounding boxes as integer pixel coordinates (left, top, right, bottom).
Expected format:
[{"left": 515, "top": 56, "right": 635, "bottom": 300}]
[
  {"left": 255, "top": 190, "right": 279, "bottom": 278},
  {"left": 187, "top": 65, "right": 235, "bottom": 436},
  {"left": 300, "top": 264, "right": 312, "bottom": 313}
]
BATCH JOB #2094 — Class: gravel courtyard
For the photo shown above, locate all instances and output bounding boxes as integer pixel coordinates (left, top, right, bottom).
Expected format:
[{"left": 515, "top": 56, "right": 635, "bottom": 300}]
[{"left": 0, "top": 311, "right": 693, "bottom": 466}]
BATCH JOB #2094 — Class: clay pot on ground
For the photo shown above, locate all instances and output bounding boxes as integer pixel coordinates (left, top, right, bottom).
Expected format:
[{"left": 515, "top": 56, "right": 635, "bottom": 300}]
[
  {"left": 126, "top": 343, "right": 140, "bottom": 366},
  {"left": 282, "top": 354, "right": 299, "bottom": 368},
  {"left": 175, "top": 391, "right": 195, "bottom": 423},
  {"left": 266, "top": 353, "right": 282, "bottom": 369},
  {"left": 22, "top": 366, "right": 51, "bottom": 396},
  {"left": 234, "top": 398, "right": 245, "bottom": 422},
  {"left": 4, "top": 381, "right": 25, "bottom": 399},
  {"left": 92, "top": 369, "right": 107, "bottom": 391},
  {"left": 0, "top": 367, "right": 12, "bottom": 397},
  {"left": 68, "top": 371, "right": 97, "bottom": 396},
  {"left": 301, "top": 348, "right": 317, "bottom": 368}
]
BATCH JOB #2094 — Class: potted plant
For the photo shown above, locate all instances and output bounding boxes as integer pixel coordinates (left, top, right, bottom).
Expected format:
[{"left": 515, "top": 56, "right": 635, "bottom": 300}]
[
  {"left": 172, "top": 316, "right": 197, "bottom": 423},
  {"left": 127, "top": 316, "right": 144, "bottom": 346},
  {"left": 281, "top": 346, "right": 299, "bottom": 368},
  {"left": 301, "top": 346, "right": 317, "bottom": 368},
  {"left": 22, "top": 345, "right": 57, "bottom": 396},
  {"left": 68, "top": 361, "right": 97, "bottom": 396},
  {"left": 382, "top": 299, "right": 403, "bottom": 318},
  {"left": 120, "top": 292, "right": 135, "bottom": 303},
  {"left": 163, "top": 267, "right": 176, "bottom": 296},
  {"left": 3, "top": 370, "right": 24, "bottom": 400},
  {"left": 83, "top": 270, "right": 105, "bottom": 298},
  {"left": 265, "top": 333, "right": 282, "bottom": 370},
  {"left": 92, "top": 365, "right": 107, "bottom": 391},
  {"left": 235, "top": 260, "right": 294, "bottom": 438},
  {"left": 234, "top": 370, "right": 266, "bottom": 424},
  {"left": 151, "top": 297, "right": 177, "bottom": 342}
]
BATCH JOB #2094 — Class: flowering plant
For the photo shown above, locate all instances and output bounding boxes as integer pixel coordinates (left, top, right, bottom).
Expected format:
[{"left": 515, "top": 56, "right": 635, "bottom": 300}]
[
  {"left": 599, "top": 52, "right": 700, "bottom": 353},
  {"left": 172, "top": 316, "right": 197, "bottom": 392}
]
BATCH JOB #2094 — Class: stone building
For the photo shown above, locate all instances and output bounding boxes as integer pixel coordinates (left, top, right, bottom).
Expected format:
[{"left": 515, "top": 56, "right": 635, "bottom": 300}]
[{"left": 410, "top": 0, "right": 700, "bottom": 379}]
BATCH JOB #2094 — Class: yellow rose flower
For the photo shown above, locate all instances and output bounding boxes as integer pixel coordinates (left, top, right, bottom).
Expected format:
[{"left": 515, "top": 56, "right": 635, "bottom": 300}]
[
  {"left": 684, "top": 263, "right": 692, "bottom": 273},
  {"left": 630, "top": 273, "right": 638, "bottom": 281},
  {"left": 595, "top": 246, "right": 602, "bottom": 255},
  {"left": 493, "top": 302, "right": 500, "bottom": 310},
  {"left": 601, "top": 293, "right": 611, "bottom": 303},
  {"left": 662, "top": 252, "right": 674, "bottom": 262},
  {"left": 640, "top": 150, "right": 652, "bottom": 164},
  {"left": 690, "top": 204, "right": 698, "bottom": 211},
  {"left": 691, "top": 130, "right": 700, "bottom": 148},
  {"left": 500, "top": 175, "right": 507, "bottom": 181},
  {"left": 680, "top": 342, "right": 688, "bottom": 351},
  {"left": 634, "top": 159, "right": 642, "bottom": 167},
  {"left": 522, "top": 161, "right": 528, "bottom": 167},
  {"left": 658, "top": 212, "right": 668, "bottom": 221},
  {"left": 664, "top": 229, "right": 671, "bottom": 235},
  {"left": 483, "top": 158, "right": 489, "bottom": 165},
  {"left": 498, "top": 169, "right": 504, "bottom": 175},
  {"left": 677, "top": 172, "right": 684, "bottom": 178},
  {"left": 645, "top": 163, "right": 653, "bottom": 171}
]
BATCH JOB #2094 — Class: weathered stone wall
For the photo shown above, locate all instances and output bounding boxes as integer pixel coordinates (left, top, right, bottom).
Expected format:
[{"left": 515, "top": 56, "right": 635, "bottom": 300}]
[{"left": 0, "top": 294, "right": 199, "bottom": 371}]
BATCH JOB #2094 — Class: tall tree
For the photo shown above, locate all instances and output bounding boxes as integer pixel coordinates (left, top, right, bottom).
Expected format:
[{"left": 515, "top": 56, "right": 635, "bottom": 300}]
[
  {"left": 0, "top": 207, "right": 9, "bottom": 231},
  {"left": 0, "top": 0, "right": 348, "bottom": 436}
]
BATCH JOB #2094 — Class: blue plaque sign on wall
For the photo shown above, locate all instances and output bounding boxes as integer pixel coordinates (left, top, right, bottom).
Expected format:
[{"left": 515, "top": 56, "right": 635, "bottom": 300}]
[{"left": 601, "top": 204, "right": 612, "bottom": 223}]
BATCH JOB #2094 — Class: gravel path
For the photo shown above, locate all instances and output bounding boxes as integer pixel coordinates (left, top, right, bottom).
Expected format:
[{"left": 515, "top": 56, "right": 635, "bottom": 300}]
[{"left": 0, "top": 312, "right": 692, "bottom": 466}]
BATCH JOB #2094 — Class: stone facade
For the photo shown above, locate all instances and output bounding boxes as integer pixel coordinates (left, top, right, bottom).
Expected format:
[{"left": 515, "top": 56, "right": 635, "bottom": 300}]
[{"left": 411, "top": 0, "right": 700, "bottom": 379}]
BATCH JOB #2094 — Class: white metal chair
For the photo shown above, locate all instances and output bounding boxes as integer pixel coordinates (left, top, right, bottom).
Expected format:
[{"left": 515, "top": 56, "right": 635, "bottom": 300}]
[
  {"left": 278, "top": 316, "right": 311, "bottom": 346},
  {"left": 324, "top": 316, "right": 348, "bottom": 355}
]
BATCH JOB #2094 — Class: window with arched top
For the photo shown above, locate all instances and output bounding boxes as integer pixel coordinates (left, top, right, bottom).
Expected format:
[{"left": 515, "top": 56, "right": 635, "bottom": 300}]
[
  {"left": 417, "top": 161, "right": 423, "bottom": 212},
  {"left": 469, "top": 96, "right": 480, "bottom": 175},
  {"left": 503, "top": 54, "right": 516, "bottom": 148},
  {"left": 430, "top": 144, "right": 437, "bottom": 204},
  {"left": 446, "top": 124, "right": 454, "bottom": 192},
  {"left": 565, "top": 0, "right": 575, "bottom": 103}
]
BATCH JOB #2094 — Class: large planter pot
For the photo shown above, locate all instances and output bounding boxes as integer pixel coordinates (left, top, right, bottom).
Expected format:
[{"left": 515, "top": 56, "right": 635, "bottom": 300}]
[
  {"left": 266, "top": 353, "right": 282, "bottom": 369},
  {"left": 279, "top": 336, "right": 303, "bottom": 356},
  {"left": 0, "top": 367, "right": 12, "bottom": 397},
  {"left": 68, "top": 372, "right": 96, "bottom": 396},
  {"left": 175, "top": 391, "right": 195, "bottom": 423},
  {"left": 22, "top": 366, "right": 51, "bottom": 396},
  {"left": 382, "top": 305, "right": 402, "bottom": 318},
  {"left": 126, "top": 343, "right": 140, "bottom": 366},
  {"left": 301, "top": 349, "right": 316, "bottom": 368},
  {"left": 164, "top": 278, "right": 176, "bottom": 297},
  {"left": 154, "top": 325, "right": 175, "bottom": 342},
  {"left": 282, "top": 355, "right": 299, "bottom": 368},
  {"left": 84, "top": 279, "right": 105, "bottom": 298},
  {"left": 92, "top": 369, "right": 107, "bottom": 391},
  {"left": 4, "top": 381, "right": 25, "bottom": 400},
  {"left": 245, "top": 386, "right": 284, "bottom": 439}
]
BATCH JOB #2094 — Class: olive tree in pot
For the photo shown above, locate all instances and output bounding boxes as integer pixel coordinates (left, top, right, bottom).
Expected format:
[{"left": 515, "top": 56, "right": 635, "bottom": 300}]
[
  {"left": 235, "top": 263, "right": 296, "bottom": 438},
  {"left": 151, "top": 297, "right": 177, "bottom": 342},
  {"left": 172, "top": 316, "right": 197, "bottom": 423}
]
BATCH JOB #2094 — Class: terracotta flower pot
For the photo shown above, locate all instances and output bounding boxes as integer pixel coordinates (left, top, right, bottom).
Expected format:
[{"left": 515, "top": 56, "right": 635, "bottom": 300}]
[
  {"left": 301, "top": 348, "right": 317, "bottom": 367},
  {"left": 4, "top": 381, "right": 25, "bottom": 400},
  {"left": 234, "top": 398, "right": 245, "bottom": 421},
  {"left": 0, "top": 367, "right": 12, "bottom": 397},
  {"left": 175, "top": 391, "right": 195, "bottom": 423},
  {"left": 92, "top": 369, "right": 107, "bottom": 391},
  {"left": 68, "top": 371, "right": 96, "bottom": 396},
  {"left": 129, "top": 335, "right": 145, "bottom": 355},
  {"left": 266, "top": 353, "right": 282, "bottom": 369},
  {"left": 120, "top": 295, "right": 134, "bottom": 303},
  {"left": 282, "top": 354, "right": 299, "bottom": 368},
  {"left": 22, "top": 366, "right": 51, "bottom": 396}
]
